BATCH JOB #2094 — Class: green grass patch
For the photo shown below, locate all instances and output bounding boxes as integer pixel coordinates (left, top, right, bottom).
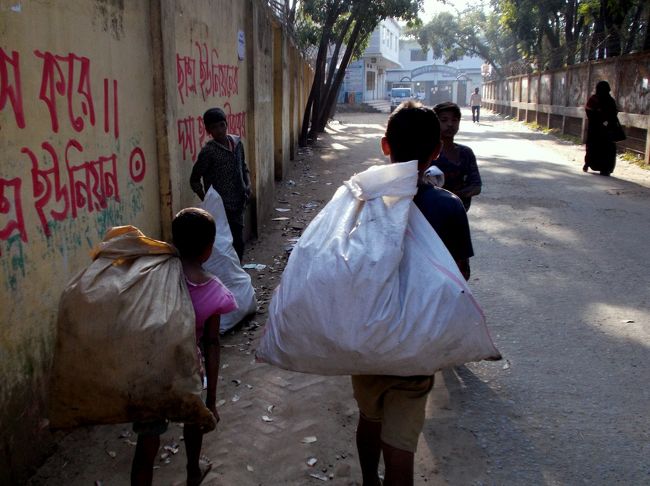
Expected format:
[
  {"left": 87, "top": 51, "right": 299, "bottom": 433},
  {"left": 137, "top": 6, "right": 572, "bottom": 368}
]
[
  {"left": 524, "top": 122, "right": 581, "bottom": 145},
  {"left": 620, "top": 151, "right": 649, "bottom": 170}
]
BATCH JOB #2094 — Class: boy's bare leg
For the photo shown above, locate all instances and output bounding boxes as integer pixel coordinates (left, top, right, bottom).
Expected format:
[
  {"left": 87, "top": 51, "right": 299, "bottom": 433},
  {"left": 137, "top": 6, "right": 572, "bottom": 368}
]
[
  {"left": 184, "top": 424, "right": 210, "bottom": 486},
  {"left": 381, "top": 441, "right": 414, "bottom": 486},
  {"left": 131, "top": 434, "right": 160, "bottom": 486},
  {"left": 356, "top": 415, "right": 382, "bottom": 486}
]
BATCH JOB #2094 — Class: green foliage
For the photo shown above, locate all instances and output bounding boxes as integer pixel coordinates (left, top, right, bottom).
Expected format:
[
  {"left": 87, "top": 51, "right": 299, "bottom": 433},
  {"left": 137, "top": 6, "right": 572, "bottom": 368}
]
[
  {"left": 412, "top": 0, "right": 650, "bottom": 76},
  {"left": 410, "top": 5, "right": 518, "bottom": 75}
]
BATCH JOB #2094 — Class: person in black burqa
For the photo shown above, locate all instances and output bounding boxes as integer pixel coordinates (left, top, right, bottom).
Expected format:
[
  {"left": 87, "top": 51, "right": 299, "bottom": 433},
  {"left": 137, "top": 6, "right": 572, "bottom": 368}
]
[
  {"left": 190, "top": 107, "right": 251, "bottom": 261},
  {"left": 351, "top": 100, "right": 474, "bottom": 486},
  {"left": 583, "top": 81, "right": 621, "bottom": 176}
]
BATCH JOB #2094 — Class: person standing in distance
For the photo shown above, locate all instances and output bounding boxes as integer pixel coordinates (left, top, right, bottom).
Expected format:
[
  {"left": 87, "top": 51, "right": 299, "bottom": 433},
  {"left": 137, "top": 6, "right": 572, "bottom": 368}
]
[
  {"left": 469, "top": 87, "right": 482, "bottom": 123},
  {"left": 190, "top": 108, "right": 252, "bottom": 261}
]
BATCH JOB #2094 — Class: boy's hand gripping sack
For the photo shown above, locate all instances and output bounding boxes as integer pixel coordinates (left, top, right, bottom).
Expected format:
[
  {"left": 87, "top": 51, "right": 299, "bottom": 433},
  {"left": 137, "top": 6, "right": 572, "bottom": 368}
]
[
  {"left": 257, "top": 161, "right": 500, "bottom": 375},
  {"left": 49, "top": 226, "right": 216, "bottom": 430}
]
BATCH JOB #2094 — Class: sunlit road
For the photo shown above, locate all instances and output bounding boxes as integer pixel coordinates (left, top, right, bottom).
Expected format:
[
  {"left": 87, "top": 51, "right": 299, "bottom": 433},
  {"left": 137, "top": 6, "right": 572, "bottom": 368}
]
[
  {"left": 27, "top": 110, "right": 650, "bottom": 486},
  {"left": 422, "top": 109, "right": 650, "bottom": 485}
]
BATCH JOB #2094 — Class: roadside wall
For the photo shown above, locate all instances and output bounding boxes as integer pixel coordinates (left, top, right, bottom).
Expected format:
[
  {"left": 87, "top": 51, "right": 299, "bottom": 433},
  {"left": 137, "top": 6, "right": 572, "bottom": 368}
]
[
  {"left": 483, "top": 52, "right": 650, "bottom": 164},
  {"left": 0, "top": 0, "right": 311, "bottom": 482}
]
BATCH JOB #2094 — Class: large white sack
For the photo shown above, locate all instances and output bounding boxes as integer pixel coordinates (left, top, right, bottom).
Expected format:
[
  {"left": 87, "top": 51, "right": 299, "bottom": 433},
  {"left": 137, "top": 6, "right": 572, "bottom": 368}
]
[
  {"left": 257, "top": 161, "right": 500, "bottom": 376},
  {"left": 201, "top": 188, "right": 257, "bottom": 332}
]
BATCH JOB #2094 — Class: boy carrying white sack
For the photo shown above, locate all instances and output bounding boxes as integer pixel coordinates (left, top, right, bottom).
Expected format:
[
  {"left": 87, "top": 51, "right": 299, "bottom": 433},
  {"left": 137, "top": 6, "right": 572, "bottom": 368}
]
[{"left": 257, "top": 101, "right": 501, "bottom": 486}]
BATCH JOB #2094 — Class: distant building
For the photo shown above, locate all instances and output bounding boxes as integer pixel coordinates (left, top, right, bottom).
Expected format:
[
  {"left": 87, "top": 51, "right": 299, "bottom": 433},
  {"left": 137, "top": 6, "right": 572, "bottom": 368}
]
[
  {"left": 338, "top": 19, "right": 402, "bottom": 104},
  {"left": 386, "top": 40, "right": 483, "bottom": 106}
]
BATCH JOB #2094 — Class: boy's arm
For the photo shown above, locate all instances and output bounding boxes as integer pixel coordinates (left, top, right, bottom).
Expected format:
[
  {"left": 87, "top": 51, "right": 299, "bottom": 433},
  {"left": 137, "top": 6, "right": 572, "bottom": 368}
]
[
  {"left": 456, "top": 258, "right": 471, "bottom": 281},
  {"left": 202, "top": 314, "right": 221, "bottom": 422},
  {"left": 456, "top": 149, "right": 482, "bottom": 198},
  {"left": 239, "top": 144, "right": 252, "bottom": 198},
  {"left": 189, "top": 153, "right": 208, "bottom": 201}
]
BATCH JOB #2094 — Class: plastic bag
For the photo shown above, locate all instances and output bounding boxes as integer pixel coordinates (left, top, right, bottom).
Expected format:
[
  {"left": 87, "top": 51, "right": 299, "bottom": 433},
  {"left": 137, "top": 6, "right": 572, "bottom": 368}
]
[
  {"left": 48, "top": 226, "right": 216, "bottom": 430},
  {"left": 201, "top": 188, "right": 257, "bottom": 332},
  {"left": 257, "top": 161, "right": 500, "bottom": 376}
]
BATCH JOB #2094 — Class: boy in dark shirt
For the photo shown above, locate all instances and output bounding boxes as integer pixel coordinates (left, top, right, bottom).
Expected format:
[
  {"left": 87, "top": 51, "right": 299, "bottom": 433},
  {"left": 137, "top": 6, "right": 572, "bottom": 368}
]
[
  {"left": 352, "top": 100, "right": 473, "bottom": 486},
  {"left": 190, "top": 107, "right": 251, "bottom": 261},
  {"left": 432, "top": 102, "right": 482, "bottom": 211}
]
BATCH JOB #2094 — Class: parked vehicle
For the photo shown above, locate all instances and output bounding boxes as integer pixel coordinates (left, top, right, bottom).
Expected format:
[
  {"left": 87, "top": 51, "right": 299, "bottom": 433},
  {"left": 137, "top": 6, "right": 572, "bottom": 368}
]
[{"left": 390, "top": 87, "right": 413, "bottom": 111}]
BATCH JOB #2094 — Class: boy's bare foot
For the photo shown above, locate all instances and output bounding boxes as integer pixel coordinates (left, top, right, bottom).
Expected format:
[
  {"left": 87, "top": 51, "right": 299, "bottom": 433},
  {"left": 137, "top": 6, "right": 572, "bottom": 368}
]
[{"left": 187, "top": 463, "right": 212, "bottom": 486}]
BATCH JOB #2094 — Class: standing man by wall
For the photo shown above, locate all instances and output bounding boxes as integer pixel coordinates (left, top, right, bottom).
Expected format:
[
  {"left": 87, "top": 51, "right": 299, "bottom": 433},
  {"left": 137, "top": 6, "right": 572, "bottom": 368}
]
[
  {"left": 469, "top": 87, "right": 482, "bottom": 123},
  {"left": 190, "top": 108, "right": 252, "bottom": 261}
]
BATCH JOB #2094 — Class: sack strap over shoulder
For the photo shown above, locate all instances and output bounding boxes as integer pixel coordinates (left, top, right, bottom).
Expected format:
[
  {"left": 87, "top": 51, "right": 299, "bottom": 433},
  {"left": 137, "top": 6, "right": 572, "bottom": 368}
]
[
  {"left": 344, "top": 160, "right": 418, "bottom": 201},
  {"left": 92, "top": 225, "right": 177, "bottom": 261}
]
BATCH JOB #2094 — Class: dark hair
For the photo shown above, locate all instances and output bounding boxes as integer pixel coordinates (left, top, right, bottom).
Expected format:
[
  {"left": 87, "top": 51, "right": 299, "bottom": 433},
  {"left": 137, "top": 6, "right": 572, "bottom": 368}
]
[
  {"left": 172, "top": 208, "right": 216, "bottom": 259},
  {"left": 595, "top": 80, "right": 611, "bottom": 97},
  {"left": 203, "top": 107, "right": 227, "bottom": 129},
  {"left": 385, "top": 100, "right": 440, "bottom": 164},
  {"left": 433, "top": 101, "right": 461, "bottom": 119}
]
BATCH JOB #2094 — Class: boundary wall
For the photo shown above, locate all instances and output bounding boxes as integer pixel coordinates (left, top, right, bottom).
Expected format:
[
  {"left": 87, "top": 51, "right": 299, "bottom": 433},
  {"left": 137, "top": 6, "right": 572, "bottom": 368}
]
[
  {"left": 0, "top": 1, "right": 312, "bottom": 482},
  {"left": 483, "top": 52, "right": 650, "bottom": 164}
]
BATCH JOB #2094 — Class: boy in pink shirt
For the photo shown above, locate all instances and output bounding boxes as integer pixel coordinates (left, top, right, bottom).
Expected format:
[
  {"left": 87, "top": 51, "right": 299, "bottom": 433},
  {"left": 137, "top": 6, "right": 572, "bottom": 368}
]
[{"left": 131, "top": 208, "right": 237, "bottom": 486}]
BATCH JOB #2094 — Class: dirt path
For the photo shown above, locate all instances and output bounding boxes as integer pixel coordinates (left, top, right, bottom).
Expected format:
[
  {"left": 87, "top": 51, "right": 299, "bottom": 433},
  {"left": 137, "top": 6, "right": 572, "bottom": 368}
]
[{"left": 28, "top": 111, "right": 650, "bottom": 485}]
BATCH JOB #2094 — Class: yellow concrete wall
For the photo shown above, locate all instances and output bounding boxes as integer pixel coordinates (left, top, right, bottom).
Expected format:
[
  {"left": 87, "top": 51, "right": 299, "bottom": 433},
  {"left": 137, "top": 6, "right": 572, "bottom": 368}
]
[
  {"left": 273, "top": 23, "right": 291, "bottom": 179},
  {"left": 160, "top": 0, "right": 250, "bottom": 218},
  {"left": 0, "top": 0, "right": 159, "bottom": 479},
  {"left": 0, "top": 0, "right": 311, "bottom": 480},
  {"left": 248, "top": 0, "right": 275, "bottom": 227}
]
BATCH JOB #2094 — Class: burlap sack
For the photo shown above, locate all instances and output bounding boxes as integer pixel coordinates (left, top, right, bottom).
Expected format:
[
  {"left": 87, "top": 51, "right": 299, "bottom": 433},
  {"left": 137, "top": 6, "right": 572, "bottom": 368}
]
[{"left": 48, "top": 226, "right": 216, "bottom": 431}]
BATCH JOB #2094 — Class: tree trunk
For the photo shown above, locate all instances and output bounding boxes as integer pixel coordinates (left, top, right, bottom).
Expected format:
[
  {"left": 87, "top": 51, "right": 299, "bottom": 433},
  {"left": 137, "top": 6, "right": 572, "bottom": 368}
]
[
  {"left": 316, "top": 19, "right": 365, "bottom": 133},
  {"left": 298, "top": 3, "right": 340, "bottom": 146}
]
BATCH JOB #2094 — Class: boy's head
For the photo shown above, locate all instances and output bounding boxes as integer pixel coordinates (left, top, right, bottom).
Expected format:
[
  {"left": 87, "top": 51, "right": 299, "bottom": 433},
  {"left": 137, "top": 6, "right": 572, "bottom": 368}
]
[
  {"left": 172, "top": 208, "right": 216, "bottom": 261},
  {"left": 382, "top": 100, "right": 441, "bottom": 172},
  {"left": 434, "top": 102, "right": 461, "bottom": 140},
  {"left": 433, "top": 101, "right": 461, "bottom": 119},
  {"left": 474, "top": 87, "right": 479, "bottom": 94},
  {"left": 203, "top": 107, "right": 228, "bottom": 142}
]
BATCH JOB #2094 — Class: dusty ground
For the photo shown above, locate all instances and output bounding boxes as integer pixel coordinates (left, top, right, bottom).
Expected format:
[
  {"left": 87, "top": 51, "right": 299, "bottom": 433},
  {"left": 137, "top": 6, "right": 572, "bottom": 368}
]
[{"left": 27, "top": 110, "right": 650, "bottom": 485}]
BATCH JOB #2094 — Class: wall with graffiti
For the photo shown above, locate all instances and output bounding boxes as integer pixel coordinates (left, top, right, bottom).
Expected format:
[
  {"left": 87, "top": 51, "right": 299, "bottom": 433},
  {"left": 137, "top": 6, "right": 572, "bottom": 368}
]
[
  {"left": 0, "top": 0, "right": 312, "bottom": 481},
  {"left": 0, "top": 1, "right": 160, "bottom": 477}
]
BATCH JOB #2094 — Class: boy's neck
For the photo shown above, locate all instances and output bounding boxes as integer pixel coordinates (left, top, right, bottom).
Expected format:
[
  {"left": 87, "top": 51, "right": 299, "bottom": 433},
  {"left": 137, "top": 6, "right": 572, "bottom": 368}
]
[{"left": 441, "top": 138, "right": 455, "bottom": 150}]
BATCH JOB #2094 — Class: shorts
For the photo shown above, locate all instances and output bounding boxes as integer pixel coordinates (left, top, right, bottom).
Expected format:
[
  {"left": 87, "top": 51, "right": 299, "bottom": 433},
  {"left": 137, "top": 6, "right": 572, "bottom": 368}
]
[
  {"left": 133, "top": 419, "right": 169, "bottom": 436},
  {"left": 351, "top": 374, "right": 434, "bottom": 452}
]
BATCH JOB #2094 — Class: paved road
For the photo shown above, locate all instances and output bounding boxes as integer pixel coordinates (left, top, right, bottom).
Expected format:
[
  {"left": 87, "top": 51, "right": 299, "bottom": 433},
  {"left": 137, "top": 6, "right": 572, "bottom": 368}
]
[{"left": 29, "top": 111, "right": 650, "bottom": 485}]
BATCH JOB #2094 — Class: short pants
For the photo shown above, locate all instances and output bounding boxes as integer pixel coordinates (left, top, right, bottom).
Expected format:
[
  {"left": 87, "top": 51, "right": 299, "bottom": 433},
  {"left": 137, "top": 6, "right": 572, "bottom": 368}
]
[{"left": 351, "top": 374, "right": 434, "bottom": 452}]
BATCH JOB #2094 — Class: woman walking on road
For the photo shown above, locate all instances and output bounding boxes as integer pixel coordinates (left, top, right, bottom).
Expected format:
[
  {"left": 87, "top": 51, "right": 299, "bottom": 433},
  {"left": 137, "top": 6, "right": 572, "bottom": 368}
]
[{"left": 584, "top": 81, "right": 623, "bottom": 176}]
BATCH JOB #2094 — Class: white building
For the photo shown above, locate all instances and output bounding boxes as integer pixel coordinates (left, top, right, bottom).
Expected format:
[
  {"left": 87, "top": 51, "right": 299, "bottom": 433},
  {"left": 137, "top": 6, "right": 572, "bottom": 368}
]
[
  {"left": 386, "top": 40, "right": 483, "bottom": 106},
  {"left": 338, "top": 19, "right": 402, "bottom": 104}
]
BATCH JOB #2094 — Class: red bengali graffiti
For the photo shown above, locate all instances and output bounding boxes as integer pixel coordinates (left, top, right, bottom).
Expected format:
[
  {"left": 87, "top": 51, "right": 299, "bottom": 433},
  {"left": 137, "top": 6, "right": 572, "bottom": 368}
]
[
  {"left": 177, "top": 43, "right": 239, "bottom": 104},
  {"left": 0, "top": 48, "right": 26, "bottom": 129},
  {"left": 224, "top": 102, "right": 246, "bottom": 138},
  {"left": 0, "top": 177, "right": 27, "bottom": 245},
  {"left": 197, "top": 115, "right": 207, "bottom": 147},
  {"left": 129, "top": 147, "right": 146, "bottom": 183},
  {"left": 177, "top": 116, "right": 197, "bottom": 161},
  {"left": 102, "top": 78, "right": 119, "bottom": 138},
  {"left": 65, "top": 140, "right": 120, "bottom": 216},
  {"left": 34, "top": 50, "right": 96, "bottom": 133},
  {"left": 24, "top": 141, "right": 121, "bottom": 237},
  {"left": 177, "top": 53, "right": 197, "bottom": 105},
  {"left": 177, "top": 108, "right": 247, "bottom": 162},
  {"left": 25, "top": 142, "right": 70, "bottom": 237}
]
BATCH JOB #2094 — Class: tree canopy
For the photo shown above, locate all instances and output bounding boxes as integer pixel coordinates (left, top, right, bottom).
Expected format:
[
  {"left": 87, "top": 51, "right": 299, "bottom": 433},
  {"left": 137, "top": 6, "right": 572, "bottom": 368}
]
[
  {"left": 274, "top": 0, "right": 424, "bottom": 145},
  {"left": 408, "top": 0, "right": 650, "bottom": 76}
]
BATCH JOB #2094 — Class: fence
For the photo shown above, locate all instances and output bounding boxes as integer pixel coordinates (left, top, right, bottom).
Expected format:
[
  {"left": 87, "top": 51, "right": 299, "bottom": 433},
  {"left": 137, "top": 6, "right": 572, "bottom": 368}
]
[{"left": 483, "top": 52, "right": 650, "bottom": 164}]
